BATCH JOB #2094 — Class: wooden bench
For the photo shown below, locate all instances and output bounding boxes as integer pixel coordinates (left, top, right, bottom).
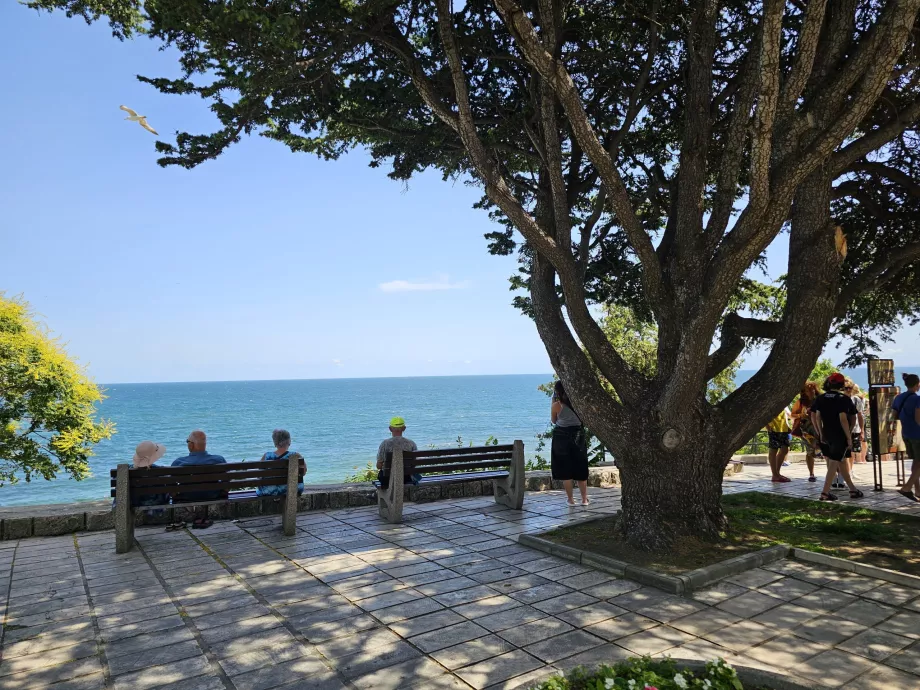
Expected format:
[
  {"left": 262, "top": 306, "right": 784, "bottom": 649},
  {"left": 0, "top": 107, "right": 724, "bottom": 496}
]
[
  {"left": 375, "top": 440, "right": 525, "bottom": 523},
  {"left": 110, "top": 456, "right": 303, "bottom": 553}
]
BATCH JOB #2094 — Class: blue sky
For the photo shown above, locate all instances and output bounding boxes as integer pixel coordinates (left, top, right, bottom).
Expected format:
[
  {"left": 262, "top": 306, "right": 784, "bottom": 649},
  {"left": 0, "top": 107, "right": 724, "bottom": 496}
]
[{"left": 1, "top": 4, "right": 916, "bottom": 384}]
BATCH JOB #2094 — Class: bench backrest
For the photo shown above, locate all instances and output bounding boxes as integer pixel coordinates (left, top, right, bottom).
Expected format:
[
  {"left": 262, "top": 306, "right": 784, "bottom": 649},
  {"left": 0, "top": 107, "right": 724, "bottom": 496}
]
[
  {"left": 109, "top": 459, "right": 305, "bottom": 499},
  {"left": 385, "top": 444, "right": 514, "bottom": 475}
]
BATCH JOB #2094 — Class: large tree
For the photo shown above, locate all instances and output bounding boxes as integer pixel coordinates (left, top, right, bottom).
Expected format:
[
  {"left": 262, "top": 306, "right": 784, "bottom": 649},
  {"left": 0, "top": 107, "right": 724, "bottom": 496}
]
[{"left": 30, "top": 0, "right": 920, "bottom": 548}]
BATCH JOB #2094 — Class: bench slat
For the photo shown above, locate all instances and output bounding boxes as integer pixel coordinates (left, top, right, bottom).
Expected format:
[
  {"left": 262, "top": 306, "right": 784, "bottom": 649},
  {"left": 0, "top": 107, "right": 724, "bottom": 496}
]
[
  {"left": 408, "top": 460, "right": 512, "bottom": 474},
  {"left": 404, "top": 445, "right": 513, "bottom": 459},
  {"left": 123, "top": 477, "right": 298, "bottom": 497},
  {"left": 405, "top": 453, "right": 512, "bottom": 467},
  {"left": 116, "top": 468, "right": 292, "bottom": 488},
  {"left": 418, "top": 470, "right": 509, "bottom": 484},
  {"left": 109, "top": 459, "right": 289, "bottom": 478}
]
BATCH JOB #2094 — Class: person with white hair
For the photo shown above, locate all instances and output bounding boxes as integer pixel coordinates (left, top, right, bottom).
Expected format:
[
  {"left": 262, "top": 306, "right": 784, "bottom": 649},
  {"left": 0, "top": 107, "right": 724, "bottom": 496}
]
[
  {"left": 171, "top": 429, "right": 227, "bottom": 527},
  {"left": 256, "top": 429, "right": 306, "bottom": 497}
]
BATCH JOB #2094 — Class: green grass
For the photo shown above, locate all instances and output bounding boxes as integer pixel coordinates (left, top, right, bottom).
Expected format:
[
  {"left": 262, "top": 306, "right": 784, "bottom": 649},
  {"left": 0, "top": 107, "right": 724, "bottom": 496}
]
[{"left": 541, "top": 491, "right": 920, "bottom": 575}]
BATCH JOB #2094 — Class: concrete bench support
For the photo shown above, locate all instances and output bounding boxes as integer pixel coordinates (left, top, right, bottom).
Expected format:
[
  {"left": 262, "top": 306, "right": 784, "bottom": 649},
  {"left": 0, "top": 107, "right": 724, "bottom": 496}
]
[
  {"left": 377, "top": 448, "right": 404, "bottom": 523},
  {"left": 493, "top": 440, "right": 525, "bottom": 510},
  {"left": 115, "top": 463, "right": 134, "bottom": 554}
]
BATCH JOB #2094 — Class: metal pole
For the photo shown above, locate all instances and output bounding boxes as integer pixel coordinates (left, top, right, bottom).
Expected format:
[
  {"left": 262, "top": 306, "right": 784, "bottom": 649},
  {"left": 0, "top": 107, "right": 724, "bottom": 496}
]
[{"left": 868, "top": 359, "right": 883, "bottom": 491}]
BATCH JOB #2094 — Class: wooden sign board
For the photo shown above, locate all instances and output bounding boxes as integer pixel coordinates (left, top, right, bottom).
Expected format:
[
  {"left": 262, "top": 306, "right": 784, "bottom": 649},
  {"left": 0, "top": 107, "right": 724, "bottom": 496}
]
[
  {"left": 872, "top": 386, "right": 903, "bottom": 453},
  {"left": 868, "top": 359, "right": 895, "bottom": 387}
]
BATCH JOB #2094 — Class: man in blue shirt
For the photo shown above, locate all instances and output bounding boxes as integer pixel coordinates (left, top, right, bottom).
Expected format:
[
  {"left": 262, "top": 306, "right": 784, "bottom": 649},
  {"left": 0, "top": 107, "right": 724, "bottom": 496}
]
[
  {"left": 893, "top": 373, "right": 920, "bottom": 502},
  {"left": 172, "top": 430, "right": 227, "bottom": 525}
]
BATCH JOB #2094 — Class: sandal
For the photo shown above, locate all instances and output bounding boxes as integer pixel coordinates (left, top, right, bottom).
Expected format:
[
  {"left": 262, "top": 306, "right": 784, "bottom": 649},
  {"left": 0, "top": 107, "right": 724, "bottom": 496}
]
[
  {"left": 192, "top": 518, "right": 213, "bottom": 529},
  {"left": 165, "top": 522, "right": 185, "bottom": 532},
  {"left": 808, "top": 476, "right": 817, "bottom": 483},
  {"left": 820, "top": 492, "right": 837, "bottom": 501},
  {"left": 849, "top": 490, "right": 864, "bottom": 499},
  {"left": 899, "top": 490, "right": 919, "bottom": 503},
  {"left": 581, "top": 499, "right": 591, "bottom": 506}
]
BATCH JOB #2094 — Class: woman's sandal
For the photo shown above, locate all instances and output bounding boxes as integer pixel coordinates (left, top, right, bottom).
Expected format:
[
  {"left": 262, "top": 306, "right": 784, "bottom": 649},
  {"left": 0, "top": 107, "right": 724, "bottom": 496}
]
[
  {"left": 820, "top": 492, "right": 837, "bottom": 501},
  {"left": 849, "top": 490, "right": 865, "bottom": 499},
  {"left": 899, "top": 490, "right": 919, "bottom": 502},
  {"left": 165, "top": 522, "right": 184, "bottom": 532}
]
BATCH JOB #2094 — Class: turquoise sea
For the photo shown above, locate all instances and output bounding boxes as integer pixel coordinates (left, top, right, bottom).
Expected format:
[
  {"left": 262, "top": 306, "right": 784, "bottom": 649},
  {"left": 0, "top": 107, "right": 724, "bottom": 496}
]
[{"left": 0, "top": 375, "right": 555, "bottom": 507}]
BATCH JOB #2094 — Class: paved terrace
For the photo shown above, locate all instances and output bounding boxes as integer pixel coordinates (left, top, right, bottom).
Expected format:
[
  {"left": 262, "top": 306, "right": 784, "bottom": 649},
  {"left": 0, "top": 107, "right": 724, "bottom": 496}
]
[{"left": 1, "top": 463, "right": 919, "bottom": 690}]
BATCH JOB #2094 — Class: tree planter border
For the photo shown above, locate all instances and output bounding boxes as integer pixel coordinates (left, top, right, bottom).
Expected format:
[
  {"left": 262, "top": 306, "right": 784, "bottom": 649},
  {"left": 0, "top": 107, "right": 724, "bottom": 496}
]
[{"left": 519, "top": 514, "right": 920, "bottom": 594}]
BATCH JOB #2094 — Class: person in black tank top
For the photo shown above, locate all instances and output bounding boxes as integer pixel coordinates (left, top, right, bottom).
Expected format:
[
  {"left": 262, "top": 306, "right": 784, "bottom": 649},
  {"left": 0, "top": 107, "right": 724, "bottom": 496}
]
[
  {"left": 811, "top": 373, "right": 864, "bottom": 502},
  {"left": 550, "top": 381, "right": 590, "bottom": 506}
]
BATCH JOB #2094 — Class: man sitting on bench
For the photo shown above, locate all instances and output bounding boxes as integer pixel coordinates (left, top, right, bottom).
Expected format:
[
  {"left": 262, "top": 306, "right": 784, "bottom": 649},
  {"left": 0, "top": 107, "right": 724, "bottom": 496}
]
[
  {"left": 376, "top": 417, "right": 418, "bottom": 488},
  {"left": 172, "top": 429, "right": 227, "bottom": 528}
]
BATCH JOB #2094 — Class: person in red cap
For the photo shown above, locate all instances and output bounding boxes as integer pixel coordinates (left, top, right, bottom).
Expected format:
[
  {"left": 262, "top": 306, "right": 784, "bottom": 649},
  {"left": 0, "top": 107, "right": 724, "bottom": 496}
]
[{"left": 810, "top": 372, "right": 864, "bottom": 501}]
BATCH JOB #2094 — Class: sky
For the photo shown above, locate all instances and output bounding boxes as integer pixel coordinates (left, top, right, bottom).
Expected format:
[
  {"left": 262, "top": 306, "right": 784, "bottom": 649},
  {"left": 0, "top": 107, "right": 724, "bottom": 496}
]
[{"left": 1, "top": 5, "right": 917, "bottom": 384}]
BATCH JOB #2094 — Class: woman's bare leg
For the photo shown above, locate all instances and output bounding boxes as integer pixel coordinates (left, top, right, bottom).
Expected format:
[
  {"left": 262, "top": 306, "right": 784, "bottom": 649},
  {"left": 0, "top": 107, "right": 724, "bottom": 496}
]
[
  {"left": 806, "top": 449, "right": 816, "bottom": 478},
  {"left": 577, "top": 480, "right": 588, "bottom": 504},
  {"left": 563, "top": 480, "right": 574, "bottom": 504},
  {"left": 821, "top": 459, "right": 838, "bottom": 496}
]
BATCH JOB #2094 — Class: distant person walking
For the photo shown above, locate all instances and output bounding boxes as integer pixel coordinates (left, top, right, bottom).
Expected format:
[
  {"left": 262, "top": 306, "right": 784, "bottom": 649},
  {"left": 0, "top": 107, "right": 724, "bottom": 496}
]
[
  {"left": 376, "top": 417, "right": 418, "bottom": 489},
  {"left": 256, "top": 429, "right": 306, "bottom": 497},
  {"left": 893, "top": 373, "right": 920, "bottom": 502},
  {"left": 551, "top": 381, "right": 589, "bottom": 506},
  {"left": 765, "top": 407, "right": 792, "bottom": 483},
  {"left": 811, "top": 373, "right": 864, "bottom": 501},
  {"left": 791, "top": 381, "right": 821, "bottom": 482}
]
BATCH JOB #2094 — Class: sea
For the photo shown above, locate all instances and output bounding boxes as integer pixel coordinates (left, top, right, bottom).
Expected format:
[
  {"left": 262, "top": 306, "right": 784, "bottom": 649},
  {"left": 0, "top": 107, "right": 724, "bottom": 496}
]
[
  {"left": 0, "top": 375, "right": 556, "bottom": 507},
  {"left": 0, "top": 367, "right": 906, "bottom": 507}
]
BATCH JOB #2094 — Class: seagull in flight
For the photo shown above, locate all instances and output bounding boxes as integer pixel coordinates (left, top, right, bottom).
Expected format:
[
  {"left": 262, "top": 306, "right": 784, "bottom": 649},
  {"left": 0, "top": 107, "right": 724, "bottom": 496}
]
[{"left": 119, "top": 105, "right": 158, "bottom": 135}]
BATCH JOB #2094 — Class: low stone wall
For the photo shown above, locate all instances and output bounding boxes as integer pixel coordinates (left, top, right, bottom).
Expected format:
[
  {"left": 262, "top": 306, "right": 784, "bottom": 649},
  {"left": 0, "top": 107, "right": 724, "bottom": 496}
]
[
  {"left": 732, "top": 451, "right": 808, "bottom": 466},
  {"left": 0, "top": 462, "right": 741, "bottom": 540}
]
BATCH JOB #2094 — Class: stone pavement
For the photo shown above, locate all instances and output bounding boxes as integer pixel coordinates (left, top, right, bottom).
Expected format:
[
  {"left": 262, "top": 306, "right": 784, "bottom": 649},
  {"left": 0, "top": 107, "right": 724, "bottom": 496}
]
[{"left": 1, "top": 462, "right": 918, "bottom": 690}]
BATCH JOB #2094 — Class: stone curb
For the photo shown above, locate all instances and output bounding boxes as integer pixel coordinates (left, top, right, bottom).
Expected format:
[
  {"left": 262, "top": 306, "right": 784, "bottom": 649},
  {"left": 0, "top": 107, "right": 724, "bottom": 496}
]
[
  {"left": 519, "top": 528, "right": 790, "bottom": 595},
  {"left": 791, "top": 547, "right": 920, "bottom": 589}
]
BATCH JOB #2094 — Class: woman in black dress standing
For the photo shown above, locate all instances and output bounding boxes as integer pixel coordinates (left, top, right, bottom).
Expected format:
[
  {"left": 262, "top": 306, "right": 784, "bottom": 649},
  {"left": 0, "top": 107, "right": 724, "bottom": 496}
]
[{"left": 551, "top": 381, "right": 590, "bottom": 506}]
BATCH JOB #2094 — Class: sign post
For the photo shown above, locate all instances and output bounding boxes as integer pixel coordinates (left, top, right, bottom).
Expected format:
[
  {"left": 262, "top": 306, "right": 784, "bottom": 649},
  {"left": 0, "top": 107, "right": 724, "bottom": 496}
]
[{"left": 867, "top": 358, "right": 900, "bottom": 491}]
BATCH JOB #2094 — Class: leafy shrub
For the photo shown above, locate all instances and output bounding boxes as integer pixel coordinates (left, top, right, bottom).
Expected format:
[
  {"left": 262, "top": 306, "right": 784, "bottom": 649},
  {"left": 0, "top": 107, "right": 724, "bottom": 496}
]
[{"left": 531, "top": 657, "right": 745, "bottom": 690}]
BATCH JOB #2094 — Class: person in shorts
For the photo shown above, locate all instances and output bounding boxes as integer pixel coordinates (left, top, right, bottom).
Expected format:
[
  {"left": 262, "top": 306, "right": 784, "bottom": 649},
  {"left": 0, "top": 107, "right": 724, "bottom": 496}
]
[
  {"left": 765, "top": 407, "right": 792, "bottom": 483},
  {"left": 811, "top": 373, "right": 864, "bottom": 501},
  {"left": 893, "top": 373, "right": 920, "bottom": 502}
]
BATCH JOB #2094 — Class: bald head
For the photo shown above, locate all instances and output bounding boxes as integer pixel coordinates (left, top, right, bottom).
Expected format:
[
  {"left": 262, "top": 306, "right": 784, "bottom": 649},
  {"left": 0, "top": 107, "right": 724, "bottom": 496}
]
[{"left": 187, "top": 430, "right": 207, "bottom": 452}]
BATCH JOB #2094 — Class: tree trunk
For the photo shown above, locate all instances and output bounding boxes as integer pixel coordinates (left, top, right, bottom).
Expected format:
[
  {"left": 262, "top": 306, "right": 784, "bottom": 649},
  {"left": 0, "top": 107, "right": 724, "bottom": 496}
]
[{"left": 607, "top": 412, "right": 731, "bottom": 551}]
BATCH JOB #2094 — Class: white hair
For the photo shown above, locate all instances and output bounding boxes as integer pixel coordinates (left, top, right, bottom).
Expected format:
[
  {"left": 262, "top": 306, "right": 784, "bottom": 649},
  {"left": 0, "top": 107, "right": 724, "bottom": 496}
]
[{"left": 272, "top": 429, "right": 291, "bottom": 448}]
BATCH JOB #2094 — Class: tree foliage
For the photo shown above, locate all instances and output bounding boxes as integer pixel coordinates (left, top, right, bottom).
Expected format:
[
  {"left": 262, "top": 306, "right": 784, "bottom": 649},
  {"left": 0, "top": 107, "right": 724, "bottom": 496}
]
[{"left": 0, "top": 294, "right": 114, "bottom": 486}]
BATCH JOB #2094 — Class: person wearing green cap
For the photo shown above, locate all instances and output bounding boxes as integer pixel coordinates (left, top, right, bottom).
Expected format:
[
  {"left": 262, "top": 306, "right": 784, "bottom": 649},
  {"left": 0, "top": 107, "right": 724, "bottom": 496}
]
[{"left": 376, "top": 416, "right": 418, "bottom": 489}]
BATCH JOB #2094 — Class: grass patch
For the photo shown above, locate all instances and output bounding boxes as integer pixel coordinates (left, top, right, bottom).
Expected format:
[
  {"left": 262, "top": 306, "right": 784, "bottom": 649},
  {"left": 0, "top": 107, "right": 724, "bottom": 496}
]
[{"left": 540, "top": 491, "right": 920, "bottom": 576}]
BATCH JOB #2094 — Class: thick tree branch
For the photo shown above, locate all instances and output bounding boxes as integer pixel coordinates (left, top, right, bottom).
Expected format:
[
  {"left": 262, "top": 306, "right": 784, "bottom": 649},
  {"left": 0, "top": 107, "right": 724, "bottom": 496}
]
[
  {"left": 830, "top": 96, "right": 920, "bottom": 174},
  {"left": 492, "top": 0, "right": 667, "bottom": 315},
  {"left": 850, "top": 162, "right": 920, "bottom": 197},
  {"left": 748, "top": 0, "right": 785, "bottom": 208},
  {"left": 778, "top": 0, "right": 829, "bottom": 117},
  {"left": 705, "top": 313, "right": 781, "bottom": 381},
  {"left": 834, "top": 242, "right": 920, "bottom": 317}
]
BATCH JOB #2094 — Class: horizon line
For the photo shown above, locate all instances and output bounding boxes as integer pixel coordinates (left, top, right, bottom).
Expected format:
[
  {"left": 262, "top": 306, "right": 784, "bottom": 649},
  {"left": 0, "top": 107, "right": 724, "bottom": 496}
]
[{"left": 101, "top": 372, "right": 557, "bottom": 386}]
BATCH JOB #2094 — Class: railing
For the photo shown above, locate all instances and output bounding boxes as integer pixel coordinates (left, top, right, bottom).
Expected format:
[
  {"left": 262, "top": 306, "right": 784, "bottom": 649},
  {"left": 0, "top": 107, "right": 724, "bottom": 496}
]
[{"left": 738, "top": 431, "right": 810, "bottom": 455}]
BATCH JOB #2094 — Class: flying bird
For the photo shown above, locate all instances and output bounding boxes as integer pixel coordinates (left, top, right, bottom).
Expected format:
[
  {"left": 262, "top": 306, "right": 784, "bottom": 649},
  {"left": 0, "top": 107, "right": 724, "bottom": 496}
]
[{"left": 119, "top": 105, "right": 158, "bottom": 135}]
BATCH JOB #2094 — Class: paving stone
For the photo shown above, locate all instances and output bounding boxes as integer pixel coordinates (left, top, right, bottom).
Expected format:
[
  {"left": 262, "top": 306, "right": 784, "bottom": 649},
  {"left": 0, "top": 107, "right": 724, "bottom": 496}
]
[
  {"left": 834, "top": 599, "right": 897, "bottom": 627},
  {"left": 616, "top": 626, "right": 695, "bottom": 656},
  {"left": 744, "top": 635, "right": 828, "bottom": 667},
  {"left": 716, "top": 590, "right": 783, "bottom": 618},
  {"left": 106, "top": 625, "right": 196, "bottom": 659},
  {"left": 0, "top": 640, "right": 98, "bottom": 678},
  {"left": 725, "top": 568, "right": 784, "bottom": 589},
  {"left": 108, "top": 640, "right": 204, "bottom": 677},
  {"left": 210, "top": 628, "right": 298, "bottom": 658},
  {"left": 825, "top": 573, "right": 885, "bottom": 596},
  {"left": 507, "top": 584, "right": 572, "bottom": 604},
  {"left": 430, "top": 634, "right": 517, "bottom": 670},
  {"left": 316, "top": 627, "right": 402, "bottom": 658},
  {"left": 230, "top": 655, "right": 335, "bottom": 690},
  {"left": 796, "top": 649, "right": 876, "bottom": 687},
  {"left": 885, "top": 640, "right": 920, "bottom": 675},
  {"left": 702, "top": 620, "right": 778, "bottom": 652},
  {"left": 197, "top": 615, "right": 283, "bottom": 645},
  {"left": 454, "top": 595, "right": 523, "bottom": 620},
  {"left": 861, "top": 583, "right": 920, "bottom": 606},
  {"left": 297, "top": 613, "right": 381, "bottom": 643},
  {"left": 523, "top": 629, "right": 605, "bottom": 663},
  {"left": 557, "top": 571, "right": 615, "bottom": 590},
  {"left": 128, "top": 676, "right": 225, "bottom": 690},
  {"left": 497, "top": 616, "right": 575, "bottom": 647},
  {"left": 482, "top": 665, "right": 560, "bottom": 690},
  {"left": 532, "top": 592, "right": 598, "bottom": 615},
  {"left": 757, "top": 577, "right": 820, "bottom": 601},
  {"left": 555, "top": 602, "right": 626, "bottom": 628},
  {"left": 795, "top": 615, "right": 868, "bottom": 645},
  {"left": 388, "top": 609, "right": 468, "bottom": 638},
  {"left": 582, "top": 579, "right": 643, "bottom": 600},
  {"left": 792, "top": 588, "right": 857, "bottom": 613},
  {"left": 640, "top": 596, "right": 706, "bottom": 623},
  {"left": 838, "top": 628, "right": 913, "bottom": 662},
  {"left": 583, "top": 613, "right": 658, "bottom": 642},
  {"left": 433, "top": 585, "right": 500, "bottom": 607},
  {"left": 474, "top": 605, "right": 546, "bottom": 633},
  {"left": 0, "top": 620, "right": 96, "bottom": 655},
  {"left": 350, "top": 655, "right": 447, "bottom": 690},
  {"left": 410, "top": 621, "right": 490, "bottom": 653},
  {"left": 751, "top": 603, "right": 819, "bottom": 630},
  {"left": 841, "top": 663, "right": 920, "bottom": 689},
  {"left": 218, "top": 641, "right": 313, "bottom": 676},
  {"left": 96, "top": 603, "right": 180, "bottom": 629},
  {"left": 670, "top": 608, "right": 741, "bottom": 636},
  {"left": 333, "top": 641, "right": 422, "bottom": 680},
  {"left": 875, "top": 610, "right": 920, "bottom": 640},
  {"left": 111, "top": 655, "right": 211, "bottom": 690},
  {"left": 456, "top": 649, "right": 544, "bottom": 690},
  {"left": 690, "top": 581, "right": 749, "bottom": 606}
]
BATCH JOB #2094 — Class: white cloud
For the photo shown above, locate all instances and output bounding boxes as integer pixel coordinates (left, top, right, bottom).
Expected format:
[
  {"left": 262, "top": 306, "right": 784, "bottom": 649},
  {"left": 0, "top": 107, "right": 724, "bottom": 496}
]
[
  {"left": 379, "top": 275, "right": 469, "bottom": 293},
  {"left": 332, "top": 359, "right": 344, "bottom": 367}
]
